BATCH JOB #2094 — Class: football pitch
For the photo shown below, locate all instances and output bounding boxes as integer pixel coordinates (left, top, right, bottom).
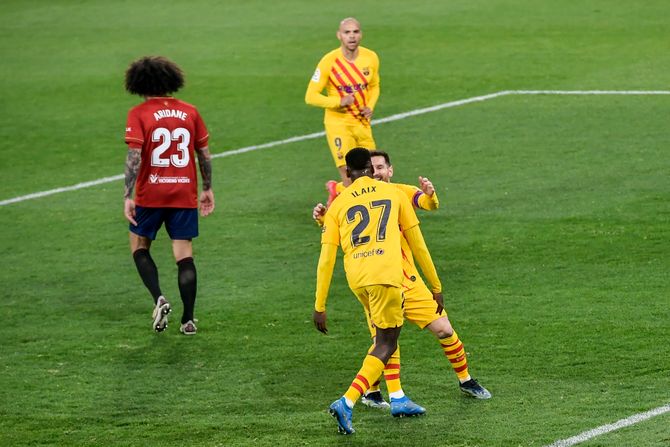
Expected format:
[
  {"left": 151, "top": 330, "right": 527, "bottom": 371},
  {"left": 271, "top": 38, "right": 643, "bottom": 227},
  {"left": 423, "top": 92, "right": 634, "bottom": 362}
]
[{"left": 1, "top": 1, "right": 669, "bottom": 446}]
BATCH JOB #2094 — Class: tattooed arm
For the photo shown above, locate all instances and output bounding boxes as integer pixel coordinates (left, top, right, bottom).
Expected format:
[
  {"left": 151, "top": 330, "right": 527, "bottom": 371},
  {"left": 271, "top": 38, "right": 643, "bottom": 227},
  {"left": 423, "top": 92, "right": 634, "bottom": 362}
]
[
  {"left": 196, "top": 146, "right": 215, "bottom": 216},
  {"left": 124, "top": 148, "right": 141, "bottom": 225},
  {"left": 196, "top": 146, "right": 213, "bottom": 191}
]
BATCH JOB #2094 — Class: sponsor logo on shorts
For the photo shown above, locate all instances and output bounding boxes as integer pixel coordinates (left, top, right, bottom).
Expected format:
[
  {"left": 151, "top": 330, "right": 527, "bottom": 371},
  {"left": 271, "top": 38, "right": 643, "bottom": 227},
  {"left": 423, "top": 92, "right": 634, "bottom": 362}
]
[{"left": 148, "top": 173, "right": 191, "bottom": 184}]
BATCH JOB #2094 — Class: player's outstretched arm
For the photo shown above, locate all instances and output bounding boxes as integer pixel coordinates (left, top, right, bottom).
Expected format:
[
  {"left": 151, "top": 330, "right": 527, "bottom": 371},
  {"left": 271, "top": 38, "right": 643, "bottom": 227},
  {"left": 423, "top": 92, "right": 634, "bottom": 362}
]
[
  {"left": 417, "top": 176, "right": 439, "bottom": 210},
  {"left": 196, "top": 146, "right": 215, "bottom": 217},
  {"left": 123, "top": 148, "right": 141, "bottom": 226},
  {"left": 314, "top": 243, "right": 337, "bottom": 334},
  {"left": 312, "top": 203, "right": 327, "bottom": 226}
]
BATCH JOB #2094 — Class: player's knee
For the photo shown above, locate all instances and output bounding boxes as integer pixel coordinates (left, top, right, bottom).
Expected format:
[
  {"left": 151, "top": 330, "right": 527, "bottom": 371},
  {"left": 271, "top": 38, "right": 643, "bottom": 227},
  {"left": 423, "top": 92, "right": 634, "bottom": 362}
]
[
  {"left": 374, "top": 339, "right": 398, "bottom": 362},
  {"left": 429, "top": 317, "right": 453, "bottom": 339}
]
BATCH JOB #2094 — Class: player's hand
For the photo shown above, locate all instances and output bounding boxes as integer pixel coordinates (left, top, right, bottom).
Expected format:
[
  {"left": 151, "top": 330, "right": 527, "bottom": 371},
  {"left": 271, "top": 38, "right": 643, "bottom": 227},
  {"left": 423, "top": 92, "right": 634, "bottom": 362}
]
[
  {"left": 313, "top": 203, "right": 327, "bottom": 226},
  {"left": 360, "top": 107, "right": 373, "bottom": 120},
  {"left": 124, "top": 198, "right": 138, "bottom": 226},
  {"left": 433, "top": 292, "right": 444, "bottom": 315},
  {"left": 340, "top": 94, "right": 355, "bottom": 107},
  {"left": 199, "top": 189, "right": 215, "bottom": 217},
  {"left": 313, "top": 310, "right": 328, "bottom": 334},
  {"left": 419, "top": 176, "right": 435, "bottom": 196}
]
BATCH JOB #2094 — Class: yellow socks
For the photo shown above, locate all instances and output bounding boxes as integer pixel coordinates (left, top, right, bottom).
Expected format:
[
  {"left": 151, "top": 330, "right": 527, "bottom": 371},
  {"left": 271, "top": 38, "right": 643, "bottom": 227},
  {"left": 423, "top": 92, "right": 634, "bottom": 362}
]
[
  {"left": 440, "top": 331, "right": 471, "bottom": 382},
  {"left": 344, "top": 355, "right": 385, "bottom": 404}
]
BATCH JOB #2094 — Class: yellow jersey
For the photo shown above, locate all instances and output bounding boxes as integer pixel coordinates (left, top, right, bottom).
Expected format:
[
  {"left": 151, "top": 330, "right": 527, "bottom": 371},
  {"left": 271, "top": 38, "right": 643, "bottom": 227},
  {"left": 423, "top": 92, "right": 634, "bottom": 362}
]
[
  {"left": 392, "top": 183, "right": 439, "bottom": 291},
  {"left": 321, "top": 176, "right": 418, "bottom": 289},
  {"left": 305, "top": 46, "right": 380, "bottom": 127}
]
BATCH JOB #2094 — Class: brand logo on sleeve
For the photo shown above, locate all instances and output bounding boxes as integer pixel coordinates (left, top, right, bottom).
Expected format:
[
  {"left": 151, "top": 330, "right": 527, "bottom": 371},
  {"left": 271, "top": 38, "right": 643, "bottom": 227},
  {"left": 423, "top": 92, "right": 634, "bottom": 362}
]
[{"left": 311, "top": 68, "right": 321, "bottom": 82}]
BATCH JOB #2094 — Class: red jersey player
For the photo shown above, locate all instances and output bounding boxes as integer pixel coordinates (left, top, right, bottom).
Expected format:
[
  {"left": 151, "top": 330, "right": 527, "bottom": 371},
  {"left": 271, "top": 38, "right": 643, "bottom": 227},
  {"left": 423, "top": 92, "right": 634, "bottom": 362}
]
[{"left": 123, "top": 56, "right": 214, "bottom": 335}]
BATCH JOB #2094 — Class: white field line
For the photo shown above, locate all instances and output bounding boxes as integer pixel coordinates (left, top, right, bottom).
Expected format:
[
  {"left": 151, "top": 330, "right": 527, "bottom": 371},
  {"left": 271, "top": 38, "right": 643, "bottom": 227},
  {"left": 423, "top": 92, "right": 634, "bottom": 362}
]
[
  {"left": 544, "top": 403, "right": 670, "bottom": 447},
  {"left": 2, "top": 89, "right": 669, "bottom": 207}
]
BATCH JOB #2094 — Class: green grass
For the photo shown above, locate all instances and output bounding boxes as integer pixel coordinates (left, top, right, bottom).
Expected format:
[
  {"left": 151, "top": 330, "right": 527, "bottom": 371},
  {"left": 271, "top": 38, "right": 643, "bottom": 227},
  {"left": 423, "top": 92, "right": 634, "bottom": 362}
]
[{"left": 1, "top": 1, "right": 669, "bottom": 446}]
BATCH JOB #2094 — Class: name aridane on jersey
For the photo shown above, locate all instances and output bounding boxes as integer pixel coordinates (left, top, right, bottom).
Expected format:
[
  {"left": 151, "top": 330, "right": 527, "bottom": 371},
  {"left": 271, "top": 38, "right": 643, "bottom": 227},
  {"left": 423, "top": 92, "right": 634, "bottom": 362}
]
[{"left": 321, "top": 176, "right": 419, "bottom": 290}]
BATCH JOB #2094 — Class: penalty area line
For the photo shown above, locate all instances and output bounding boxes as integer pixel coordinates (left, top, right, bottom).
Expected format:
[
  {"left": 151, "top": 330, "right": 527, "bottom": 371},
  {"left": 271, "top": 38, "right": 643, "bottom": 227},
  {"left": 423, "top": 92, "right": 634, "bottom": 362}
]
[
  {"left": 1, "top": 89, "right": 669, "bottom": 207},
  {"left": 543, "top": 403, "right": 670, "bottom": 447}
]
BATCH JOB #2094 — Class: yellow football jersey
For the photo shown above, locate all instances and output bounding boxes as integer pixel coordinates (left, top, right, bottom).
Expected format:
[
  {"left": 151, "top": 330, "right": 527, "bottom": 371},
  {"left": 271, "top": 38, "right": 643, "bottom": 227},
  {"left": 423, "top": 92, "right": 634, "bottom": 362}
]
[
  {"left": 305, "top": 46, "right": 380, "bottom": 126},
  {"left": 321, "top": 176, "right": 419, "bottom": 290},
  {"left": 393, "top": 183, "right": 439, "bottom": 291}
]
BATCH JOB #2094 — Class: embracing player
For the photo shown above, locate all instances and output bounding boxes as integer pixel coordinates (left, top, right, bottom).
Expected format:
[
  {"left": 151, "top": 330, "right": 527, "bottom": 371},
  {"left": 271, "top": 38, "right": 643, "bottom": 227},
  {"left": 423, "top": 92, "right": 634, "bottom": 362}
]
[{"left": 314, "top": 150, "right": 491, "bottom": 408}]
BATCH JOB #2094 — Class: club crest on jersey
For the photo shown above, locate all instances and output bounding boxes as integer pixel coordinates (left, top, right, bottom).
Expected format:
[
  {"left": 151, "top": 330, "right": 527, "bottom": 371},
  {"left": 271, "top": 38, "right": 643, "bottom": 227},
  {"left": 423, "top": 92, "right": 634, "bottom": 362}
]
[
  {"left": 149, "top": 173, "right": 159, "bottom": 184},
  {"left": 362, "top": 67, "right": 370, "bottom": 76}
]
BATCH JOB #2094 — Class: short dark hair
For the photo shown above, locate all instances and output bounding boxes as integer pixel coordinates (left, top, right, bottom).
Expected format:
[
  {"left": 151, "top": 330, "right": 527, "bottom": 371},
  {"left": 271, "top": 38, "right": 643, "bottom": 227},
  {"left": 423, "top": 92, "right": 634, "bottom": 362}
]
[
  {"left": 345, "top": 147, "right": 371, "bottom": 170},
  {"left": 369, "top": 150, "right": 391, "bottom": 166},
  {"left": 125, "top": 56, "right": 184, "bottom": 97}
]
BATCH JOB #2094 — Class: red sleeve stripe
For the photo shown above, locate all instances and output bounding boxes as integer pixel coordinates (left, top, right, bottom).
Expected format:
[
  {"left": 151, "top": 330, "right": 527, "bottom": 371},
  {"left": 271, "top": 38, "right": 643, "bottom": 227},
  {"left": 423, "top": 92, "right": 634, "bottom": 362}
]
[
  {"left": 384, "top": 373, "right": 400, "bottom": 380},
  {"left": 125, "top": 137, "right": 144, "bottom": 143},
  {"left": 384, "top": 363, "right": 401, "bottom": 370},
  {"left": 355, "top": 374, "right": 370, "bottom": 389}
]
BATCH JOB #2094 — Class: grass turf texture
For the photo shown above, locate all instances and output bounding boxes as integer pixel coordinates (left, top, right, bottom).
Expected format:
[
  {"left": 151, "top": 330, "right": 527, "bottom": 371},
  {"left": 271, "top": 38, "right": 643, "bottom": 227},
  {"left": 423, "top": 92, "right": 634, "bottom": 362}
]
[{"left": 1, "top": 1, "right": 669, "bottom": 446}]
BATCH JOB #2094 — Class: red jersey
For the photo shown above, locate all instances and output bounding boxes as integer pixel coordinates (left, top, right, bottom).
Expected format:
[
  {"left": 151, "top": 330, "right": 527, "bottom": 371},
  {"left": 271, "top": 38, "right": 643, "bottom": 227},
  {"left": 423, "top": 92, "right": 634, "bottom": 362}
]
[{"left": 125, "top": 97, "right": 209, "bottom": 208}]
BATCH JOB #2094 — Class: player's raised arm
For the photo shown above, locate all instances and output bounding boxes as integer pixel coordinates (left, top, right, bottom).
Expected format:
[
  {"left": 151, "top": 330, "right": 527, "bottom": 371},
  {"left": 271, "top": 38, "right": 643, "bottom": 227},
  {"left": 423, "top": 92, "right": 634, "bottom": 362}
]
[
  {"left": 312, "top": 203, "right": 327, "bottom": 226},
  {"left": 416, "top": 176, "right": 440, "bottom": 210}
]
